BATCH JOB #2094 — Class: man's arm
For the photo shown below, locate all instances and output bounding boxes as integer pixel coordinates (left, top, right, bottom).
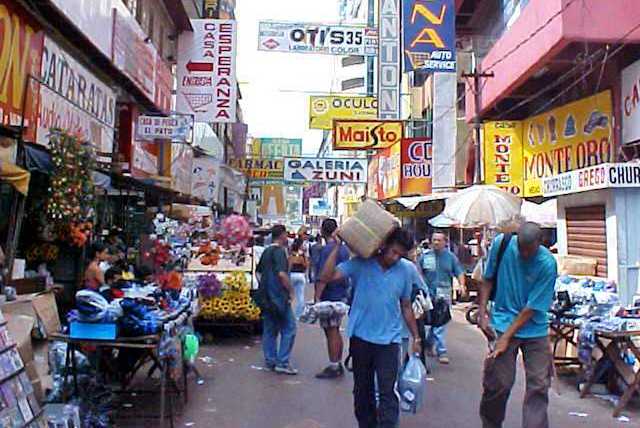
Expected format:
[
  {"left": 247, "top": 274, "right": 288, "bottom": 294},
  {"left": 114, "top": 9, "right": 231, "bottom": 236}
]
[
  {"left": 319, "top": 243, "right": 346, "bottom": 284},
  {"left": 490, "top": 308, "right": 535, "bottom": 358},
  {"left": 401, "top": 299, "right": 421, "bottom": 354},
  {"left": 278, "top": 271, "right": 293, "bottom": 297},
  {"left": 314, "top": 280, "right": 327, "bottom": 303}
]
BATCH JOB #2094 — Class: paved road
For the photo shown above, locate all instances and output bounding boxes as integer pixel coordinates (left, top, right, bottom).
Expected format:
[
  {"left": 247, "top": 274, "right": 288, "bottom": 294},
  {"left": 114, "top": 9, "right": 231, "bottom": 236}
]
[{"left": 177, "top": 309, "right": 638, "bottom": 428}]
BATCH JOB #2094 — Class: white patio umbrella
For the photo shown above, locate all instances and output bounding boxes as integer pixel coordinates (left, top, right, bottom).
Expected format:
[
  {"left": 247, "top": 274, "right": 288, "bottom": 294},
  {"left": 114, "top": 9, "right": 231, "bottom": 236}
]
[{"left": 443, "top": 185, "right": 522, "bottom": 227}]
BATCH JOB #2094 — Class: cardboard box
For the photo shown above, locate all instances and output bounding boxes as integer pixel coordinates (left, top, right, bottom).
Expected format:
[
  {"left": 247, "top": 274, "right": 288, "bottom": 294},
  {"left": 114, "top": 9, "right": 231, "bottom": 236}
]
[
  {"left": 555, "top": 255, "right": 598, "bottom": 276},
  {"left": 2, "top": 291, "right": 61, "bottom": 338},
  {"left": 338, "top": 199, "right": 400, "bottom": 258},
  {"left": 5, "top": 314, "right": 36, "bottom": 363}
]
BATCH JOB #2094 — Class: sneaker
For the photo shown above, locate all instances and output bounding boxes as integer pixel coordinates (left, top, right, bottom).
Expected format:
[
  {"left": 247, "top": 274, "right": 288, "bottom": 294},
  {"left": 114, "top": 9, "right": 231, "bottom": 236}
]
[
  {"left": 315, "top": 365, "right": 343, "bottom": 379},
  {"left": 265, "top": 363, "right": 276, "bottom": 372},
  {"left": 438, "top": 355, "right": 450, "bottom": 365},
  {"left": 275, "top": 365, "right": 299, "bottom": 375}
]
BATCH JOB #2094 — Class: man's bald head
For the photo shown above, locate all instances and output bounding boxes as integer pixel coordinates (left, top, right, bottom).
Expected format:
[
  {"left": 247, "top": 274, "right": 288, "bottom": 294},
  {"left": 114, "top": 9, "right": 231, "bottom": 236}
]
[{"left": 518, "top": 222, "right": 542, "bottom": 259}]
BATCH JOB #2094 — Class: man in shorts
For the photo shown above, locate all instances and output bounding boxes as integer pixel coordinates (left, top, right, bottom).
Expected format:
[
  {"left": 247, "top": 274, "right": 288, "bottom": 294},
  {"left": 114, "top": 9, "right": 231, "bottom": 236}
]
[{"left": 314, "top": 219, "right": 351, "bottom": 379}]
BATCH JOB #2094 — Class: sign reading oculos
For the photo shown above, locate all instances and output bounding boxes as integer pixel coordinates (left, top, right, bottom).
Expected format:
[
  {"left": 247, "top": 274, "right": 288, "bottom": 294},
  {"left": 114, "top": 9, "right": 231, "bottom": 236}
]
[
  {"left": 542, "top": 163, "right": 640, "bottom": 197},
  {"left": 284, "top": 157, "right": 368, "bottom": 183}
]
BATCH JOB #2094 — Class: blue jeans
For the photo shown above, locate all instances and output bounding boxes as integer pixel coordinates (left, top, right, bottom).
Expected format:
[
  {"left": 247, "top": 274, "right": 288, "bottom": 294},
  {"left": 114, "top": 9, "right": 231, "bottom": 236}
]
[
  {"left": 426, "top": 324, "right": 448, "bottom": 356},
  {"left": 290, "top": 272, "right": 307, "bottom": 318},
  {"left": 262, "top": 306, "right": 297, "bottom": 368}
]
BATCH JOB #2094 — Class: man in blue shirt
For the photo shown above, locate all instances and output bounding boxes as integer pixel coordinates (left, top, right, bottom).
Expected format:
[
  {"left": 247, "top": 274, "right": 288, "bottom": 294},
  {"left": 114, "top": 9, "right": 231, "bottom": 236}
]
[
  {"left": 321, "top": 227, "right": 421, "bottom": 428},
  {"left": 314, "top": 219, "right": 351, "bottom": 379},
  {"left": 477, "top": 222, "right": 557, "bottom": 428},
  {"left": 418, "top": 231, "right": 466, "bottom": 364}
]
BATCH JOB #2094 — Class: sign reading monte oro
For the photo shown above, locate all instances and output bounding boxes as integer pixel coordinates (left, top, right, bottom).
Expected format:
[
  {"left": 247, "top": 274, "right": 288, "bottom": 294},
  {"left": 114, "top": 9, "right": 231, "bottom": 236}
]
[
  {"left": 284, "top": 157, "right": 368, "bottom": 183},
  {"left": 332, "top": 119, "right": 403, "bottom": 150}
]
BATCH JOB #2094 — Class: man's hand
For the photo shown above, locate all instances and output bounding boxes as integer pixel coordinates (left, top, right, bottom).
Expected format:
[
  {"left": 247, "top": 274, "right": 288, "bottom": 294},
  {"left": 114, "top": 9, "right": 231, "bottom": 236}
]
[
  {"left": 411, "top": 338, "right": 422, "bottom": 355},
  {"left": 489, "top": 335, "right": 510, "bottom": 359},
  {"left": 477, "top": 311, "right": 496, "bottom": 341}
]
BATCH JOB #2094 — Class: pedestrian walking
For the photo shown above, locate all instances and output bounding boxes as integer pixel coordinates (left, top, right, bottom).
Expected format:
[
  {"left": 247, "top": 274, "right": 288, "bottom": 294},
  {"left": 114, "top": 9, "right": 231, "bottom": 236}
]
[
  {"left": 313, "top": 219, "right": 350, "bottom": 379},
  {"left": 320, "top": 227, "right": 421, "bottom": 428},
  {"left": 418, "top": 231, "right": 466, "bottom": 364},
  {"left": 288, "top": 238, "right": 309, "bottom": 318},
  {"left": 256, "top": 225, "right": 298, "bottom": 375},
  {"left": 309, "top": 233, "right": 324, "bottom": 283},
  {"left": 477, "top": 222, "right": 557, "bottom": 428}
]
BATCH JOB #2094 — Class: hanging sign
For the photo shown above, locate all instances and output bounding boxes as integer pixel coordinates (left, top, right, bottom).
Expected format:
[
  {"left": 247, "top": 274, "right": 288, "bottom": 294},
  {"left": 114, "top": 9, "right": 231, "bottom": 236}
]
[
  {"left": 283, "top": 157, "right": 368, "bottom": 183},
  {"left": 542, "top": 163, "right": 640, "bottom": 197},
  {"left": 378, "top": 0, "right": 401, "bottom": 119},
  {"left": 622, "top": 58, "right": 640, "bottom": 145},
  {"left": 309, "top": 95, "right": 377, "bottom": 130},
  {"left": 378, "top": 142, "right": 401, "bottom": 199},
  {"left": 402, "top": 0, "right": 456, "bottom": 72},
  {"left": 401, "top": 138, "right": 433, "bottom": 196},
  {"left": 308, "top": 198, "right": 333, "bottom": 216},
  {"left": 177, "top": 19, "right": 237, "bottom": 122},
  {"left": 333, "top": 119, "right": 403, "bottom": 150},
  {"left": 136, "top": 115, "right": 192, "bottom": 141},
  {"left": 483, "top": 121, "right": 524, "bottom": 196},
  {"left": 228, "top": 158, "right": 284, "bottom": 179},
  {"left": 258, "top": 21, "right": 378, "bottom": 56},
  {"left": 251, "top": 138, "right": 302, "bottom": 157}
]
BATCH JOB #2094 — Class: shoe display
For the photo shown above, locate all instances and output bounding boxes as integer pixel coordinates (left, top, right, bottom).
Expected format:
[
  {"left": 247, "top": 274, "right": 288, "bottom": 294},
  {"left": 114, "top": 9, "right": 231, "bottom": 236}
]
[{"left": 275, "top": 365, "right": 299, "bottom": 375}]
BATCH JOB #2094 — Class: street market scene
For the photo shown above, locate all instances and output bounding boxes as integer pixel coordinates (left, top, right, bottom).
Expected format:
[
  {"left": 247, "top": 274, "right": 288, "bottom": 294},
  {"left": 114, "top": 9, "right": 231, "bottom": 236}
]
[{"left": 2, "top": 0, "right": 640, "bottom": 427}]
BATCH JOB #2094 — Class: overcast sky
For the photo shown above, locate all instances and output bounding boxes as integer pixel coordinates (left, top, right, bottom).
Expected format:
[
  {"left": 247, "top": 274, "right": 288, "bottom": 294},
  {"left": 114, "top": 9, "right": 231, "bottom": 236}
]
[{"left": 236, "top": 0, "right": 340, "bottom": 155}]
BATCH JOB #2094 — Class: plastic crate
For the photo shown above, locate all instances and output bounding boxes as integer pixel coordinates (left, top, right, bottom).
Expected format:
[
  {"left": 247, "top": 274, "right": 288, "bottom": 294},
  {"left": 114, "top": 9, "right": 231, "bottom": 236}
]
[{"left": 70, "top": 322, "right": 117, "bottom": 340}]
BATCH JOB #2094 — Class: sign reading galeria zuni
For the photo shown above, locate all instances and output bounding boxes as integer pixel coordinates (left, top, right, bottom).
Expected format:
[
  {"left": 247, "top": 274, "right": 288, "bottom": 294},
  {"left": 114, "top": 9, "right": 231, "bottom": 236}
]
[
  {"left": 283, "top": 157, "right": 368, "bottom": 183},
  {"left": 542, "top": 163, "right": 640, "bottom": 197},
  {"left": 258, "top": 21, "right": 378, "bottom": 56}
]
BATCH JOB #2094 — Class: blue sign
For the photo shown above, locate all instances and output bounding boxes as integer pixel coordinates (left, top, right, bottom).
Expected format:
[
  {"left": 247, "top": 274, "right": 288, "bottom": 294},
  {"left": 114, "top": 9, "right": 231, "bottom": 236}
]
[{"left": 403, "top": 0, "right": 456, "bottom": 72}]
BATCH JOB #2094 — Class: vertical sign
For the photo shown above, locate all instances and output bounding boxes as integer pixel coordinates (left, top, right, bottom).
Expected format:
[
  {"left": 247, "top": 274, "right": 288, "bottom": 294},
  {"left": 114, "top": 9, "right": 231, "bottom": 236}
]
[
  {"left": 483, "top": 122, "right": 524, "bottom": 196},
  {"left": 401, "top": 138, "right": 433, "bottom": 195},
  {"left": 177, "top": 19, "right": 237, "bottom": 122},
  {"left": 378, "top": 0, "right": 401, "bottom": 119}
]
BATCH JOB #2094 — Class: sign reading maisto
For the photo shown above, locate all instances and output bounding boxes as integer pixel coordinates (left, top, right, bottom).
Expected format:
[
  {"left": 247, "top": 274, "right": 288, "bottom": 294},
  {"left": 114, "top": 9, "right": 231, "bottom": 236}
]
[
  {"left": 284, "top": 157, "right": 368, "bottom": 183},
  {"left": 309, "top": 96, "right": 377, "bottom": 130},
  {"left": 542, "top": 163, "right": 640, "bottom": 197},
  {"left": 177, "top": 20, "right": 237, "bottom": 122},
  {"left": 483, "top": 121, "right": 524, "bottom": 196},
  {"left": 258, "top": 21, "right": 378, "bottom": 56},
  {"left": 403, "top": 0, "right": 456, "bottom": 72},
  {"left": 333, "top": 119, "right": 403, "bottom": 150},
  {"left": 378, "top": 0, "right": 401, "bottom": 119},
  {"left": 228, "top": 158, "right": 284, "bottom": 179},
  {"left": 622, "top": 58, "right": 640, "bottom": 145},
  {"left": 401, "top": 138, "right": 433, "bottom": 196},
  {"left": 136, "top": 115, "right": 192, "bottom": 142}
]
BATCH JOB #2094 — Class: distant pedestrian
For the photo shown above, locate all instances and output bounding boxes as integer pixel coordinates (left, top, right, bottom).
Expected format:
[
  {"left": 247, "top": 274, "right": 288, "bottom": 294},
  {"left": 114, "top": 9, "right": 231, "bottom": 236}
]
[
  {"left": 309, "top": 234, "right": 324, "bottom": 283},
  {"left": 288, "top": 238, "right": 309, "bottom": 318},
  {"left": 478, "top": 222, "right": 557, "bottom": 428},
  {"left": 314, "top": 219, "right": 350, "bottom": 379},
  {"left": 320, "top": 227, "right": 421, "bottom": 428},
  {"left": 419, "top": 231, "right": 466, "bottom": 364},
  {"left": 256, "top": 225, "right": 298, "bottom": 375}
]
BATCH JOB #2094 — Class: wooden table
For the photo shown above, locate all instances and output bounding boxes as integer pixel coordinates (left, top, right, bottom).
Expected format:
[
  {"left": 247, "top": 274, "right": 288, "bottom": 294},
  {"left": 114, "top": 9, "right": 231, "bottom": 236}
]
[
  {"left": 579, "top": 329, "right": 640, "bottom": 417},
  {"left": 549, "top": 320, "right": 581, "bottom": 368}
]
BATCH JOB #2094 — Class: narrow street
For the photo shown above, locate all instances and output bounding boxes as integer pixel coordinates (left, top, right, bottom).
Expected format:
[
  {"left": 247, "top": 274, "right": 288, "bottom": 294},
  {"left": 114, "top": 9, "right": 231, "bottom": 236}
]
[{"left": 177, "top": 309, "right": 638, "bottom": 428}]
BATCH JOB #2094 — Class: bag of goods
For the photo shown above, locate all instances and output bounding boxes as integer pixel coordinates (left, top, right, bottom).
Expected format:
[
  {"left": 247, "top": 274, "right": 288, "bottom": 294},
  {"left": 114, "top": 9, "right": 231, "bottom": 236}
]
[
  {"left": 338, "top": 199, "right": 400, "bottom": 258},
  {"left": 399, "top": 355, "right": 427, "bottom": 414}
]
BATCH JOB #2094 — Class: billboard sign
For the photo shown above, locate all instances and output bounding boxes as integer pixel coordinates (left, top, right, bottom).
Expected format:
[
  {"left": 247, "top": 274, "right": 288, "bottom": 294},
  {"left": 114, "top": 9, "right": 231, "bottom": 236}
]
[
  {"left": 622, "top": 58, "right": 640, "bottom": 144},
  {"left": 401, "top": 138, "right": 433, "bottom": 195},
  {"left": 283, "top": 157, "right": 368, "bottom": 183},
  {"left": 483, "top": 121, "right": 524, "bottom": 196},
  {"left": 378, "top": 142, "right": 401, "bottom": 199},
  {"left": 309, "top": 95, "right": 377, "bottom": 130},
  {"left": 177, "top": 19, "right": 237, "bottom": 122},
  {"left": 403, "top": 0, "right": 456, "bottom": 72},
  {"left": 258, "top": 21, "right": 378, "bottom": 56},
  {"left": 308, "top": 198, "right": 333, "bottom": 217},
  {"left": 542, "top": 163, "right": 640, "bottom": 197},
  {"left": 228, "top": 158, "right": 284, "bottom": 179},
  {"left": 332, "top": 119, "right": 403, "bottom": 150},
  {"left": 252, "top": 138, "right": 302, "bottom": 157},
  {"left": 378, "top": 0, "right": 401, "bottom": 119},
  {"left": 136, "top": 115, "right": 192, "bottom": 142}
]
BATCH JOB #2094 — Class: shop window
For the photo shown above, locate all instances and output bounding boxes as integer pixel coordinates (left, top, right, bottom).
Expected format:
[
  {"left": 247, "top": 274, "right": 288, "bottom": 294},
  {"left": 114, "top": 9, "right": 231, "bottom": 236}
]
[{"left": 565, "top": 205, "right": 608, "bottom": 277}]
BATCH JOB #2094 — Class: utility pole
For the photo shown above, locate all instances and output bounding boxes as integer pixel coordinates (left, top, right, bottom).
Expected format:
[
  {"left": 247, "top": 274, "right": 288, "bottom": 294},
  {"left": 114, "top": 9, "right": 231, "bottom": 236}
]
[{"left": 462, "top": 69, "right": 494, "bottom": 184}]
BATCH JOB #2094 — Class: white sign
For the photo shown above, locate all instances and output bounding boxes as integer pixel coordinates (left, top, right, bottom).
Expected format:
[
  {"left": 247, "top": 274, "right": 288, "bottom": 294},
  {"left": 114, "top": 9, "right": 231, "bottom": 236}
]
[
  {"left": 378, "top": 0, "right": 401, "bottom": 119},
  {"left": 284, "top": 157, "right": 368, "bottom": 183},
  {"left": 622, "top": 58, "right": 640, "bottom": 145},
  {"left": 258, "top": 21, "right": 378, "bottom": 56},
  {"left": 136, "top": 115, "right": 193, "bottom": 141},
  {"left": 38, "top": 37, "right": 116, "bottom": 156},
  {"left": 309, "top": 198, "right": 333, "bottom": 217},
  {"left": 177, "top": 20, "right": 237, "bottom": 123},
  {"left": 542, "top": 163, "right": 640, "bottom": 197}
]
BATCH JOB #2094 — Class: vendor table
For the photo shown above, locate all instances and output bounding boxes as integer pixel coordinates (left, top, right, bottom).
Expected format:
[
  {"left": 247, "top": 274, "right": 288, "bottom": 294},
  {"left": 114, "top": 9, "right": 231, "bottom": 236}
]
[
  {"left": 579, "top": 329, "right": 640, "bottom": 417},
  {"left": 50, "top": 332, "right": 186, "bottom": 428},
  {"left": 549, "top": 320, "right": 581, "bottom": 368}
]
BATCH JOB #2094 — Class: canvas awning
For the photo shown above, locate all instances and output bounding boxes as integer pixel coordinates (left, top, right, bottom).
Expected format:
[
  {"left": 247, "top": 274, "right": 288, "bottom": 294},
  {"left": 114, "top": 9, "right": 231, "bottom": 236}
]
[
  {"left": 0, "top": 162, "right": 30, "bottom": 195},
  {"left": 393, "top": 192, "right": 457, "bottom": 210}
]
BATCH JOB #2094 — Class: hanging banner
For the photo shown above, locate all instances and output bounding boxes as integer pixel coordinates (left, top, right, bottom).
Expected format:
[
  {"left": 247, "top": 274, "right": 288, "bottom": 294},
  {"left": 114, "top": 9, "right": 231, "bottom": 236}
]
[
  {"left": 401, "top": 138, "right": 433, "bottom": 196},
  {"left": 367, "top": 156, "right": 380, "bottom": 199},
  {"left": 622, "top": 58, "right": 640, "bottom": 145},
  {"left": 251, "top": 138, "right": 302, "bottom": 157},
  {"left": 136, "top": 115, "right": 192, "bottom": 141},
  {"left": 228, "top": 158, "right": 284, "bottom": 179},
  {"left": 483, "top": 122, "right": 524, "bottom": 196},
  {"left": 177, "top": 19, "right": 237, "bottom": 122},
  {"left": 378, "top": 143, "right": 401, "bottom": 199},
  {"left": 378, "top": 0, "right": 401, "bottom": 119},
  {"left": 259, "top": 184, "right": 286, "bottom": 218},
  {"left": 309, "top": 95, "right": 377, "bottom": 130},
  {"left": 170, "top": 143, "right": 193, "bottom": 195},
  {"left": 258, "top": 21, "right": 378, "bottom": 56},
  {"left": 402, "top": 0, "right": 456, "bottom": 72},
  {"left": 333, "top": 119, "right": 403, "bottom": 150},
  {"left": 192, "top": 156, "right": 222, "bottom": 203},
  {"left": 522, "top": 91, "right": 613, "bottom": 196},
  {"left": 283, "top": 157, "right": 368, "bottom": 183},
  {"left": 542, "top": 163, "right": 640, "bottom": 197}
]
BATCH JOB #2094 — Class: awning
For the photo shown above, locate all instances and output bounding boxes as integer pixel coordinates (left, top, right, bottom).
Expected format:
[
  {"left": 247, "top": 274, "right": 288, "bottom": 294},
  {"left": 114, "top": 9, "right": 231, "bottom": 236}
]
[
  {"left": 393, "top": 192, "right": 457, "bottom": 210},
  {"left": 23, "top": 143, "right": 53, "bottom": 174},
  {"left": 521, "top": 199, "right": 557, "bottom": 228},
  {"left": 0, "top": 162, "right": 30, "bottom": 195},
  {"left": 428, "top": 213, "right": 459, "bottom": 228}
]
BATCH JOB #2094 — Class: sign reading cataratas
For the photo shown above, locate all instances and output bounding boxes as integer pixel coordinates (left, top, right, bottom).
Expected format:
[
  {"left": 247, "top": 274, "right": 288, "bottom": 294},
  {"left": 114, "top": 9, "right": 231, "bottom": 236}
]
[
  {"left": 258, "top": 21, "right": 378, "bottom": 56},
  {"left": 621, "top": 58, "right": 640, "bottom": 145},
  {"left": 542, "top": 163, "right": 640, "bottom": 197},
  {"left": 332, "top": 119, "right": 403, "bottom": 150},
  {"left": 177, "top": 19, "right": 237, "bottom": 122},
  {"left": 309, "top": 95, "right": 377, "bottom": 130},
  {"left": 283, "top": 157, "right": 368, "bottom": 183}
]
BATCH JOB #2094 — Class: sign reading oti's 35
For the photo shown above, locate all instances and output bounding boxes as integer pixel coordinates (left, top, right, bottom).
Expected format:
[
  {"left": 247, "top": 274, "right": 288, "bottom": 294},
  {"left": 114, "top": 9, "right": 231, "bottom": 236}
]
[
  {"left": 332, "top": 120, "right": 403, "bottom": 150},
  {"left": 284, "top": 157, "right": 368, "bottom": 183}
]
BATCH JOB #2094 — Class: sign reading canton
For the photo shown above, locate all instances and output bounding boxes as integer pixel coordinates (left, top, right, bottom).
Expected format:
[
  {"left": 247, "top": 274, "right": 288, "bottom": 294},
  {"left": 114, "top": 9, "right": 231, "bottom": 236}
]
[
  {"left": 284, "top": 157, "right": 368, "bottom": 183},
  {"left": 378, "top": 0, "right": 401, "bottom": 119},
  {"left": 258, "top": 21, "right": 378, "bottom": 56},
  {"left": 403, "top": 0, "right": 456, "bottom": 72}
]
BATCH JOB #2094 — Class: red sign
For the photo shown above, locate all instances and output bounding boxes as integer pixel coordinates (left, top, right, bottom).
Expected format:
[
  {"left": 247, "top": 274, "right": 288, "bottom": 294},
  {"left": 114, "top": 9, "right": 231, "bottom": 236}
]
[
  {"left": 401, "top": 138, "right": 432, "bottom": 195},
  {"left": 0, "top": 1, "right": 44, "bottom": 139}
]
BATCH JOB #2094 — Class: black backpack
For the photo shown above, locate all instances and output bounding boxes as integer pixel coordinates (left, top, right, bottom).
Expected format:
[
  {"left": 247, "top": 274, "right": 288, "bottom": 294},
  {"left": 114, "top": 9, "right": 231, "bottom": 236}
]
[{"left": 488, "top": 233, "right": 513, "bottom": 302}]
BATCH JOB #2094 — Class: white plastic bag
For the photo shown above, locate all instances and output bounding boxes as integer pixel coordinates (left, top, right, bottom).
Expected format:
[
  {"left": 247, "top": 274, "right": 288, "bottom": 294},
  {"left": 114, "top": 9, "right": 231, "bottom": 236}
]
[{"left": 399, "top": 354, "right": 427, "bottom": 414}]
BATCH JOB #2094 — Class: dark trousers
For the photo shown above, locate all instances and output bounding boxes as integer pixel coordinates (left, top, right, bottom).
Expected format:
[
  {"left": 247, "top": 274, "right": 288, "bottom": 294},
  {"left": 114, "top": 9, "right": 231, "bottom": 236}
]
[
  {"left": 480, "top": 336, "right": 552, "bottom": 428},
  {"left": 350, "top": 336, "right": 400, "bottom": 428}
]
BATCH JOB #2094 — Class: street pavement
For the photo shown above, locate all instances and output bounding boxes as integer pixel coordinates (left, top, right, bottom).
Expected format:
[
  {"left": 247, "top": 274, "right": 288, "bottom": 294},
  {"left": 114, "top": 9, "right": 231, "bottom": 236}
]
[{"left": 177, "top": 308, "right": 639, "bottom": 428}]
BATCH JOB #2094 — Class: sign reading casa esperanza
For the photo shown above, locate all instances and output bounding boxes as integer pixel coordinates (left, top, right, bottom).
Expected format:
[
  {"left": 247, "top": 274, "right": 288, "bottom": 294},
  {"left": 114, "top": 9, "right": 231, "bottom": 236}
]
[
  {"left": 283, "top": 157, "right": 368, "bottom": 183},
  {"left": 332, "top": 119, "right": 403, "bottom": 150}
]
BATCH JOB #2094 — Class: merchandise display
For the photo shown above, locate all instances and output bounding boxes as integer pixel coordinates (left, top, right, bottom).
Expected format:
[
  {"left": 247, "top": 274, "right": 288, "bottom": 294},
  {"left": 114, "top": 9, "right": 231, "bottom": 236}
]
[{"left": 194, "top": 272, "right": 261, "bottom": 322}]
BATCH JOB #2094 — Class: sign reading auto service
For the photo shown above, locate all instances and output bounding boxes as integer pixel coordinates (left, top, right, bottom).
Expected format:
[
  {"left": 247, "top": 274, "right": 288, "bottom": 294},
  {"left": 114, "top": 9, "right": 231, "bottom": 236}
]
[
  {"left": 258, "top": 21, "right": 378, "bottom": 56},
  {"left": 333, "top": 120, "right": 403, "bottom": 150},
  {"left": 177, "top": 20, "right": 237, "bottom": 122},
  {"left": 284, "top": 157, "right": 368, "bottom": 183},
  {"left": 542, "top": 163, "right": 640, "bottom": 197}
]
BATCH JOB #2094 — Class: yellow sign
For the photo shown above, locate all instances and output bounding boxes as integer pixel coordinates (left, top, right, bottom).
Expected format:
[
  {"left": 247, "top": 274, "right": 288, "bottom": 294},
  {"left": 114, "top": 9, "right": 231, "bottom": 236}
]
[
  {"left": 483, "top": 121, "right": 524, "bottom": 196},
  {"left": 333, "top": 119, "right": 403, "bottom": 150},
  {"left": 229, "top": 158, "right": 283, "bottom": 179},
  {"left": 309, "top": 96, "right": 378, "bottom": 130},
  {"left": 522, "top": 91, "right": 613, "bottom": 196}
]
